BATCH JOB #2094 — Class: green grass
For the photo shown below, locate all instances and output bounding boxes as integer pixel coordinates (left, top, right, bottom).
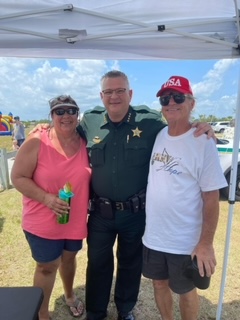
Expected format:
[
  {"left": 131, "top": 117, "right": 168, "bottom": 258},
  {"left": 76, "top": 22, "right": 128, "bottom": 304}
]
[
  {"left": 0, "top": 187, "right": 239, "bottom": 319},
  {"left": 0, "top": 126, "right": 33, "bottom": 151},
  {"left": 0, "top": 135, "right": 14, "bottom": 152}
]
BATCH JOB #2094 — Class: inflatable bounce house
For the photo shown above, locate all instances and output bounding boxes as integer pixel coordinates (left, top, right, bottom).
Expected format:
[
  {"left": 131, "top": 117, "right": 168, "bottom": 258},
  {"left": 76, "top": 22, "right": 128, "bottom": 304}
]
[{"left": 0, "top": 112, "right": 14, "bottom": 136}]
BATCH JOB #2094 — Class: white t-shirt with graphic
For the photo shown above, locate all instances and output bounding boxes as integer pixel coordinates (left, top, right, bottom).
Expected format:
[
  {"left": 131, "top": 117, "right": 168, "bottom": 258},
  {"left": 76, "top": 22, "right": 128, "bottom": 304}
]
[{"left": 142, "top": 127, "right": 227, "bottom": 255}]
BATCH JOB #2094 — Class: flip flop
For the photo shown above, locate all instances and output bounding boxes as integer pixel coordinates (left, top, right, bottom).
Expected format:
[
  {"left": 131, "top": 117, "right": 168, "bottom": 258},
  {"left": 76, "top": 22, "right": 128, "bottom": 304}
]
[{"left": 62, "top": 295, "right": 84, "bottom": 317}]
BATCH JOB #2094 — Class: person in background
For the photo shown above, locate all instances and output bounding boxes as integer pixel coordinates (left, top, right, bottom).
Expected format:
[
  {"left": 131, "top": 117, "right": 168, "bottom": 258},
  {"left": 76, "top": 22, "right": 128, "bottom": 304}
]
[
  {"left": 80, "top": 71, "right": 215, "bottom": 320},
  {"left": 11, "top": 95, "right": 91, "bottom": 320},
  {"left": 12, "top": 138, "right": 19, "bottom": 151},
  {"left": 142, "top": 76, "right": 227, "bottom": 320},
  {"left": 30, "top": 71, "right": 215, "bottom": 320},
  {"left": 13, "top": 116, "right": 25, "bottom": 147},
  {"left": 11, "top": 138, "right": 19, "bottom": 160}
]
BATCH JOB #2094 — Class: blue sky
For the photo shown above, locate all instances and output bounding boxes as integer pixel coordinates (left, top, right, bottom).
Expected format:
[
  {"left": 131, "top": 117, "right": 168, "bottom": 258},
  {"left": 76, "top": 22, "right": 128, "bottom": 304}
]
[{"left": 0, "top": 58, "right": 239, "bottom": 121}]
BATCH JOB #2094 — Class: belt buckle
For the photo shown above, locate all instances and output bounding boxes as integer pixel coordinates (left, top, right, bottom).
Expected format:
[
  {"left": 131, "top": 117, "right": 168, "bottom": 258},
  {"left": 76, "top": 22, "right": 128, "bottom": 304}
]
[{"left": 115, "top": 202, "right": 124, "bottom": 211}]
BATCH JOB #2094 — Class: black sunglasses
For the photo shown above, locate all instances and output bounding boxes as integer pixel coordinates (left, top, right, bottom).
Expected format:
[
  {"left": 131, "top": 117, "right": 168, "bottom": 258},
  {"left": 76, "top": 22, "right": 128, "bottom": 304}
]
[
  {"left": 159, "top": 93, "right": 189, "bottom": 106},
  {"left": 53, "top": 108, "right": 78, "bottom": 116}
]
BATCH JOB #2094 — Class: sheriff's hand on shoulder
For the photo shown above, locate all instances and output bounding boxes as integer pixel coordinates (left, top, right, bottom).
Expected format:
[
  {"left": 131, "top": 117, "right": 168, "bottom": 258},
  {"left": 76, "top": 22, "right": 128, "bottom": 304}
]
[
  {"left": 28, "top": 123, "right": 50, "bottom": 135},
  {"left": 192, "top": 122, "right": 216, "bottom": 141}
]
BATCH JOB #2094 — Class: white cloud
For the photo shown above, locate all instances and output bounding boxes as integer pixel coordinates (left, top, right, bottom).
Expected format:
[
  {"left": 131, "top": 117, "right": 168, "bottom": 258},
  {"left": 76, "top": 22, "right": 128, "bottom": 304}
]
[
  {"left": 0, "top": 58, "right": 110, "bottom": 120},
  {"left": 192, "top": 59, "right": 239, "bottom": 117},
  {"left": 193, "top": 59, "right": 238, "bottom": 97},
  {"left": 0, "top": 58, "right": 238, "bottom": 120}
]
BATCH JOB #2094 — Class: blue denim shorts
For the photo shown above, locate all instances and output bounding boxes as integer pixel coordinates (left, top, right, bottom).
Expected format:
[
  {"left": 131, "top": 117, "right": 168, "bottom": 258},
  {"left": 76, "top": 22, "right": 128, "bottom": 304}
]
[{"left": 24, "top": 230, "right": 83, "bottom": 263}]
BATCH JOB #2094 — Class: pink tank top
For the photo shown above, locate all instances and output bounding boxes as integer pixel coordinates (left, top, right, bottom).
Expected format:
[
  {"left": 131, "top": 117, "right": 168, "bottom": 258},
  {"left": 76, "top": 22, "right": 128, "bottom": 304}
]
[{"left": 22, "top": 130, "right": 91, "bottom": 240}]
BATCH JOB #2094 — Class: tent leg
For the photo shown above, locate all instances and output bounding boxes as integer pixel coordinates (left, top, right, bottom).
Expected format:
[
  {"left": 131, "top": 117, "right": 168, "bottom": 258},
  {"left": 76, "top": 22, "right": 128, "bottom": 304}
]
[{"left": 216, "top": 69, "right": 240, "bottom": 319}]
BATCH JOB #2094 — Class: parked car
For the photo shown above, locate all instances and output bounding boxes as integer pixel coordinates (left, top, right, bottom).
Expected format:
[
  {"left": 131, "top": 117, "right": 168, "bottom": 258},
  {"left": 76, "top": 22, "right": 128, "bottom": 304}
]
[
  {"left": 212, "top": 121, "right": 231, "bottom": 133},
  {"left": 217, "top": 138, "right": 240, "bottom": 201}
]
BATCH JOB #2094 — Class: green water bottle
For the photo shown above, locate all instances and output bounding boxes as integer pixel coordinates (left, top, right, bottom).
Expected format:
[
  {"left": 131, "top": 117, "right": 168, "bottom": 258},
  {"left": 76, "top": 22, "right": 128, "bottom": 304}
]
[{"left": 57, "top": 183, "right": 74, "bottom": 224}]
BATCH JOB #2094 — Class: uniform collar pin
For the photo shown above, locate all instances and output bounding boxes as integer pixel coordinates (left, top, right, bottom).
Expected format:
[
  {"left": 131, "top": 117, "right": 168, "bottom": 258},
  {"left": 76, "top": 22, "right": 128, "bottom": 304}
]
[
  {"left": 127, "top": 112, "right": 131, "bottom": 122},
  {"left": 93, "top": 136, "right": 101, "bottom": 143}
]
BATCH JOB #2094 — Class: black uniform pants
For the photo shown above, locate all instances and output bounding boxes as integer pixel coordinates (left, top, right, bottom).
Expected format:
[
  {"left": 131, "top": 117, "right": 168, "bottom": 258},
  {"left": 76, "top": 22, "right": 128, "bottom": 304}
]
[{"left": 85, "top": 209, "right": 146, "bottom": 320}]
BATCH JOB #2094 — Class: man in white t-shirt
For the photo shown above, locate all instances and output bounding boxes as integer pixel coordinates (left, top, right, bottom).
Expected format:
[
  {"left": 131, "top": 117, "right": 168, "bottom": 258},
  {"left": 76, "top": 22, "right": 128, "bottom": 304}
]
[{"left": 142, "top": 75, "right": 227, "bottom": 320}]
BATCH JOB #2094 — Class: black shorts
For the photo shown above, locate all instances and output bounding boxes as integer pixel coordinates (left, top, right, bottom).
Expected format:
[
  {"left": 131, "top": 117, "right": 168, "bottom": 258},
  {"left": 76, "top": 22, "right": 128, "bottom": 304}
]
[
  {"left": 142, "top": 245, "right": 195, "bottom": 294},
  {"left": 17, "top": 138, "right": 25, "bottom": 147}
]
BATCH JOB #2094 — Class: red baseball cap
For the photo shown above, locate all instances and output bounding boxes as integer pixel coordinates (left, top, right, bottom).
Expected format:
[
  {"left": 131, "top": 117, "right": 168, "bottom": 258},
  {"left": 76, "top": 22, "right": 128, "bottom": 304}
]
[{"left": 156, "top": 76, "right": 193, "bottom": 97}]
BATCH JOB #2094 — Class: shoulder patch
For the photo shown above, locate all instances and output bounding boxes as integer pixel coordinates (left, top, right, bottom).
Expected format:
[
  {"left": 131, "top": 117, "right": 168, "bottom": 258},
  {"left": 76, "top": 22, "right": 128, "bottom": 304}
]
[
  {"left": 133, "top": 105, "right": 160, "bottom": 116},
  {"left": 84, "top": 106, "right": 105, "bottom": 115}
]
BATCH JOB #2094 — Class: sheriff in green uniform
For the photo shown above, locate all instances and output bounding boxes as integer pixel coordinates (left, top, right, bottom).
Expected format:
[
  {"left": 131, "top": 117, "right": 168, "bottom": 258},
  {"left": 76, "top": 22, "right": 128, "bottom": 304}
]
[
  {"left": 82, "top": 105, "right": 164, "bottom": 202},
  {"left": 79, "top": 70, "right": 165, "bottom": 320}
]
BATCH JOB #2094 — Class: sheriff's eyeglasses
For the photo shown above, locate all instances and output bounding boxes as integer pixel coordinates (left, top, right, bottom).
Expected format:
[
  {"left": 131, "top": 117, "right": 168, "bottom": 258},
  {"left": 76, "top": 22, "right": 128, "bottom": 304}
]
[
  {"left": 102, "top": 88, "right": 127, "bottom": 96},
  {"left": 53, "top": 108, "right": 78, "bottom": 116},
  {"left": 159, "top": 93, "right": 190, "bottom": 106}
]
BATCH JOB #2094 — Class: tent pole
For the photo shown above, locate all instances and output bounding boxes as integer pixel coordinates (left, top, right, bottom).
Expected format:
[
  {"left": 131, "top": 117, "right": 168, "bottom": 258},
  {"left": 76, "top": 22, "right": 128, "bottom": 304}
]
[
  {"left": 234, "top": 0, "right": 240, "bottom": 42},
  {"left": 0, "top": 4, "right": 72, "bottom": 21},
  {"left": 216, "top": 206, "right": 235, "bottom": 319},
  {"left": 216, "top": 68, "right": 240, "bottom": 320}
]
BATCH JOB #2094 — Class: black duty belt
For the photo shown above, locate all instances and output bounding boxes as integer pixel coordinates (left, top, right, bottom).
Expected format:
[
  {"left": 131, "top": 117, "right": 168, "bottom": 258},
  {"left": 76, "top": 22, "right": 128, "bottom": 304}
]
[
  {"left": 98, "top": 198, "right": 132, "bottom": 211},
  {"left": 114, "top": 200, "right": 132, "bottom": 211},
  {"left": 91, "top": 190, "right": 146, "bottom": 216}
]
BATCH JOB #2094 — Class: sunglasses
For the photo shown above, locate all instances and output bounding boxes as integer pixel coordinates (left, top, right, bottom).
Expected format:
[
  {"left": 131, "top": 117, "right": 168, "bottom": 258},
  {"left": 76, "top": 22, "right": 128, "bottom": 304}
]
[
  {"left": 49, "top": 95, "right": 78, "bottom": 109},
  {"left": 53, "top": 108, "right": 78, "bottom": 116},
  {"left": 159, "top": 93, "right": 190, "bottom": 106}
]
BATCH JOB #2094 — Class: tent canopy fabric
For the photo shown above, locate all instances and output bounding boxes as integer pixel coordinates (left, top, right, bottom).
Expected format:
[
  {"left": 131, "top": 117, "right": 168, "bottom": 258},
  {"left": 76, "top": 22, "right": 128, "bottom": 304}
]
[{"left": 0, "top": 0, "right": 239, "bottom": 60}]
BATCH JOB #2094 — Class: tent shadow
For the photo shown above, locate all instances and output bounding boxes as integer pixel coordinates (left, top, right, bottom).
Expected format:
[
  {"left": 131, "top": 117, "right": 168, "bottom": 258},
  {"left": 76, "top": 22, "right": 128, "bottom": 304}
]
[
  {"left": 51, "top": 284, "right": 86, "bottom": 320},
  {"left": 198, "top": 295, "right": 240, "bottom": 320},
  {"left": 50, "top": 276, "right": 240, "bottom": 320},
  {"left": 0, "top": 217, "right": 5, "bottom": 233}
]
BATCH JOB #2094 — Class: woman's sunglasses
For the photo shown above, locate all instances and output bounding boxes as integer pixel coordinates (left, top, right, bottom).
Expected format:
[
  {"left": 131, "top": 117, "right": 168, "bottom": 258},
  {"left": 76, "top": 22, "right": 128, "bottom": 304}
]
[
  {"left": 159, "top": 93, "right": 190, "bottom": 106},
  {"left": 53, "top": 108, "right": 78, "bottom": 116}
]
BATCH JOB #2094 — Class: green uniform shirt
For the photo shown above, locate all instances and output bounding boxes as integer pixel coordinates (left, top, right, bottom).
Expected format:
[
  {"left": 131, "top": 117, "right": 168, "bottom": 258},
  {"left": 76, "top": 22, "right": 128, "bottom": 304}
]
[{"left": 79, "top": 105, "right": 166, "bottom": 201}]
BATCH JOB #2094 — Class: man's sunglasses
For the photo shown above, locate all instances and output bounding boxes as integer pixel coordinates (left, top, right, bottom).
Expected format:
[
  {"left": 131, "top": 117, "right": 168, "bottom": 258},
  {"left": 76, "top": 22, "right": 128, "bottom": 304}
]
[
  {"left": 159, "top": 93, "right": 190, "bottom": 106},
  {"left": 53, "top": 108, "right": 78, "bottom": 116}
]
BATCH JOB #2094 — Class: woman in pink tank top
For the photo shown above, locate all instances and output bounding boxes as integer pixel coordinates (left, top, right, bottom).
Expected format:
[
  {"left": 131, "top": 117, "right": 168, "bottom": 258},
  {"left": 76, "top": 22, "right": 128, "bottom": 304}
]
[{"left": 11, "top": 95, "right": 91, "bottom": 320}]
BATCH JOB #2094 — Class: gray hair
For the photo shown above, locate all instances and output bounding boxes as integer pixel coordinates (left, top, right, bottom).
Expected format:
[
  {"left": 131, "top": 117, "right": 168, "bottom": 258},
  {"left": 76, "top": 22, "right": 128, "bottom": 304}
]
[{"left": 100, "top": 70, "right": 130, "bottom": 88}]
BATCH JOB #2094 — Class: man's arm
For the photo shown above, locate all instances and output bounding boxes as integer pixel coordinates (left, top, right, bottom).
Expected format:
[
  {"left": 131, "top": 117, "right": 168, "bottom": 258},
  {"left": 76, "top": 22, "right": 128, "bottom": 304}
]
[{"left": 192, "top": 190, "right": 220, "bottom": 277}]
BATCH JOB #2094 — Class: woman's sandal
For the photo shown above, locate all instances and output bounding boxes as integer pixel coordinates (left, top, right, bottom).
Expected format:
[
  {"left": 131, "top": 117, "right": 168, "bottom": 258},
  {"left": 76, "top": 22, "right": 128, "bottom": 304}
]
[{"left": 63, "top": 295, "right": 84, "bottom": 317}]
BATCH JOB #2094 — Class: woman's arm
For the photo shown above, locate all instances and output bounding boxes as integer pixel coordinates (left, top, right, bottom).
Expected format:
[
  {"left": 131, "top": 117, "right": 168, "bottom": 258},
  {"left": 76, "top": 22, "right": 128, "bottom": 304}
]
[
  {"left": 11, "top": 133, "right": 68, "bottom": 215},
  {"left": 11, "top": 133, "right": 46, "bottom": 202}
]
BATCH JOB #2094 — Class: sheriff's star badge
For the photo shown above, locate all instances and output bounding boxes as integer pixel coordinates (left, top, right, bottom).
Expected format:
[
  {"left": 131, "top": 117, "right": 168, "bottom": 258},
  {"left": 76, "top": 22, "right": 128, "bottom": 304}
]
[{"left": 132, "top": 127, "right": 142, "bottom": 138}]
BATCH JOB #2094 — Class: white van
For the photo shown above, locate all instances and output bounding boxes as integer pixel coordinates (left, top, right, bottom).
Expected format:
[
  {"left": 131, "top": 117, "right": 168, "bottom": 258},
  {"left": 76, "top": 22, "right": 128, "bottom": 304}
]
[{"left": 212, "top": 121, "right": 231, "bottom": 133}]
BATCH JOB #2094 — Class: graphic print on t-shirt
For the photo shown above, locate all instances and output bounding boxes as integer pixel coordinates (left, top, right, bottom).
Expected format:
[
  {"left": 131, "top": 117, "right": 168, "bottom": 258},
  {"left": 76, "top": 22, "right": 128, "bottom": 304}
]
[{"left": 151, "top": 148, "right": 182, "bottom": 176}]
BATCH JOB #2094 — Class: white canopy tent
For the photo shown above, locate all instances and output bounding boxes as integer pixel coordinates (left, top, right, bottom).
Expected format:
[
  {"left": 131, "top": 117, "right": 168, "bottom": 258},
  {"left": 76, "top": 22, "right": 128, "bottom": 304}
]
[
  {"left": 0, "top": 0, "right": 239, "bottom": 60},
  {"left": 1, "top": 1, "right": 240, "bottom": 319}
]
